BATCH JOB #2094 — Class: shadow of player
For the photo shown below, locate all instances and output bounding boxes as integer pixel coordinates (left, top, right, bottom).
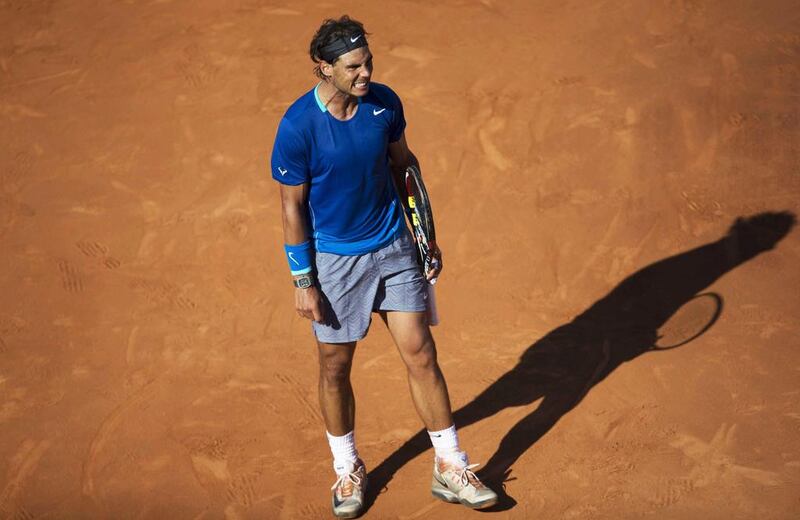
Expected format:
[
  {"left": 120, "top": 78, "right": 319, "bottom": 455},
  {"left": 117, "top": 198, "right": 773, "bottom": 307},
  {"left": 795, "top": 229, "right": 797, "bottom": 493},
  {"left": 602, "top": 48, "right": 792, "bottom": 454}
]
[{"left": 364, "top": 211, "right": 796, "bottom": 512}]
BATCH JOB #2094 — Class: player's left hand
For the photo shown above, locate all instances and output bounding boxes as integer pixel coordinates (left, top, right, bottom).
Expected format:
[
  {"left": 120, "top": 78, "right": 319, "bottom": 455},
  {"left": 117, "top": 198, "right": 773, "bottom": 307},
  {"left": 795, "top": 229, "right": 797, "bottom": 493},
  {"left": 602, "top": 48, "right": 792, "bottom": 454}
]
[{"left": 426, "top": 244, "right": 443, "bottom": 282}]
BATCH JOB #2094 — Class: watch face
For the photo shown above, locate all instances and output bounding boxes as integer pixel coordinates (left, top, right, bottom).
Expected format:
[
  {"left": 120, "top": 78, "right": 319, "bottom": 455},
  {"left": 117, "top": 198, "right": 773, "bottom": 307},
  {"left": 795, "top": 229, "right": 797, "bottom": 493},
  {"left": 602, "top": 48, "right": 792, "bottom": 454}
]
[{"left": 295, "top": 276, "right": 313, "bottom": 289}]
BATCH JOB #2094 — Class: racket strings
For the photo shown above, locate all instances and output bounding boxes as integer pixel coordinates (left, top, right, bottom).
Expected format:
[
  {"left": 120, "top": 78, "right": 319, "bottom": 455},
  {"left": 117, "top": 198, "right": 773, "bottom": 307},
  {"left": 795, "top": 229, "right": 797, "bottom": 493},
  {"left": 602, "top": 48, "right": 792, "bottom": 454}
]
[{"left": 405, "top": 166, "right": 437, "bottom": 272}]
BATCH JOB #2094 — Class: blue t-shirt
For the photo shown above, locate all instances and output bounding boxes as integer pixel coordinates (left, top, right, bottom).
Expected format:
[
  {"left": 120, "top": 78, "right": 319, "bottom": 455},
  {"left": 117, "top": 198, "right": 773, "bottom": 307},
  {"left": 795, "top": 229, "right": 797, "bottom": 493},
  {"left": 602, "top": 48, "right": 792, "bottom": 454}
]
[{"left": 271, "top": 82, "right": 407, "bottom": 255}]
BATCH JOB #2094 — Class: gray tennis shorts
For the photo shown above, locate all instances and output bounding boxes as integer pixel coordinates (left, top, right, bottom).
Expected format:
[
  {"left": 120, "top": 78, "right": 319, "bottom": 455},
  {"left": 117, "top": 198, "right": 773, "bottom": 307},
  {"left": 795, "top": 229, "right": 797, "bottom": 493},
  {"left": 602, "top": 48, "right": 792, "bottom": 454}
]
[{"left": 312, "top": 232, "right": 427, "bottom": 343}]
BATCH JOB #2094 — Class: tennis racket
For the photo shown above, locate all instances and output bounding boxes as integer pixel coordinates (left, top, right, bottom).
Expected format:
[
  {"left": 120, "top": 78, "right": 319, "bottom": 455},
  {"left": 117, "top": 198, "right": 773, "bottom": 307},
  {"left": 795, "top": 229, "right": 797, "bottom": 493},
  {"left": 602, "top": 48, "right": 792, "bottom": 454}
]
[
  {"left": 404, "top": 165, "right": 438, "bottom": 276},
  {"left": 404, "top": 165, "right": 440, "bottom": 326}
]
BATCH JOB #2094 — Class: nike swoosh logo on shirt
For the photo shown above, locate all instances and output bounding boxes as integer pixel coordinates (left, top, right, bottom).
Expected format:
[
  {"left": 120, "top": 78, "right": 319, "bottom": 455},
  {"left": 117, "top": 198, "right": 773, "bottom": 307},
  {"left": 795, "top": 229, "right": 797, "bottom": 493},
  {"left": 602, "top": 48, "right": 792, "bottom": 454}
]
[
  {"left": 373, "top": 108, "right": 386, "bottom": 116},
  {"left": 350, "top": 34, "right": 362, "bottom": 43},
  {"left": 278, "top": 167, "right": 288, "bottom": 176}
]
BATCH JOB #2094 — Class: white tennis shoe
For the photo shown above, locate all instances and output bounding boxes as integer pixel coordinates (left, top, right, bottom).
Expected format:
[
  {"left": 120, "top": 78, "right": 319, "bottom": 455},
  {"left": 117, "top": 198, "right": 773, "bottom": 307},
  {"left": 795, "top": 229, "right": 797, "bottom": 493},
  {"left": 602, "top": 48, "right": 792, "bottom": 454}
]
[
  {"left": 431, "top": 451, "right": 498, "bottom": 509},
  {"left": 331, "top": 459, "right": 366, "bottom": 518}
]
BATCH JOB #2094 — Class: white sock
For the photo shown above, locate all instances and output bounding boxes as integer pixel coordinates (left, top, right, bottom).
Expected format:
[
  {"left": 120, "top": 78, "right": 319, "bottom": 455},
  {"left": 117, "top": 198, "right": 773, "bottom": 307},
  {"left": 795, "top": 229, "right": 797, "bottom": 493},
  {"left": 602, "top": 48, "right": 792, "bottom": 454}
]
[
  {"left": 327, "top": 430, "right": 359, "bottom": 475},
  {"left": 428, "top": 425, "right": 465, "bottom": 464}
]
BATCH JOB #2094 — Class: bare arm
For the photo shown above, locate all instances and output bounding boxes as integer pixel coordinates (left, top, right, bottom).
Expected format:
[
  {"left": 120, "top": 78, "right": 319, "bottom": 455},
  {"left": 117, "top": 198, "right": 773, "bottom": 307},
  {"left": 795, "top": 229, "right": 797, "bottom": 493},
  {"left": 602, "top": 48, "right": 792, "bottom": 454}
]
[
  {"left": 279, "top": 182, "right": 324, "bottom": 322},
  {"left": 388, "top": 133, "right": 443, "bottom": 281},
  {"left": 280, "top": 182, "right": 312, "bottom": 243},
  {"left": 387, "top": 133, "right": 419, "bottom": 208}
]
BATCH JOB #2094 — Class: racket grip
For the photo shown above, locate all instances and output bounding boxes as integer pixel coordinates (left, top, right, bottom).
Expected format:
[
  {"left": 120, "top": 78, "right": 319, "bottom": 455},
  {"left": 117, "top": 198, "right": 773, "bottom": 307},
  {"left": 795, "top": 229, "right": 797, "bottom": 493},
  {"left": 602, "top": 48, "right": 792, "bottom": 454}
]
[{"left": 426, "top": 283, "right": 439, "bottom": 326}]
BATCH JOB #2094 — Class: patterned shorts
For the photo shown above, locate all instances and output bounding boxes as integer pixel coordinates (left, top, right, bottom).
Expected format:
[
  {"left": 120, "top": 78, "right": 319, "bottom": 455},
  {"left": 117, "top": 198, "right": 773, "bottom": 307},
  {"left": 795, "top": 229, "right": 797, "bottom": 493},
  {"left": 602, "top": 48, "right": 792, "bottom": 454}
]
[{"left": 312, "top": 232, "right": 427, "bottom": 343}]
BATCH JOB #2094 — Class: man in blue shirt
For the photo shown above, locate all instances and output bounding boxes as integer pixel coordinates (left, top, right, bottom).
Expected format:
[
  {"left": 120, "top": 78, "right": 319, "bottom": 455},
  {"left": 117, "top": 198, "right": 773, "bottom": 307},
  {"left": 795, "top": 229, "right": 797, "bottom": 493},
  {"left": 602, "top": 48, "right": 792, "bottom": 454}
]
[{"left": 271, "top": 15, "right": 497, "bottom": 517}]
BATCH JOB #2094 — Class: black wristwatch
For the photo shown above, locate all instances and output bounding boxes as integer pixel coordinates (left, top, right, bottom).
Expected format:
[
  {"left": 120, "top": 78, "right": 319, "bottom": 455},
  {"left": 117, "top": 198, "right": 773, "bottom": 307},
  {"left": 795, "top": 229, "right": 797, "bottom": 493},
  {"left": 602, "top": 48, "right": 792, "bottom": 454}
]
[{"left": 293, "top": 273, "right": 315, "bottom": 289}]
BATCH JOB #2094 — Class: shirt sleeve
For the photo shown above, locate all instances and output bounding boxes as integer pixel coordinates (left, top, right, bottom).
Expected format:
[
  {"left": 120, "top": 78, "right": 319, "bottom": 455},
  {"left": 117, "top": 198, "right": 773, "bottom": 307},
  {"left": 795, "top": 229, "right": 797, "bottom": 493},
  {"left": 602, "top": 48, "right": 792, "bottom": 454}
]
[
  {"left": 388, "top": 91, "right": 406, "bottom": 143},
  {"left": 271, "top": 117, "right": 310, "bottom": 185}
]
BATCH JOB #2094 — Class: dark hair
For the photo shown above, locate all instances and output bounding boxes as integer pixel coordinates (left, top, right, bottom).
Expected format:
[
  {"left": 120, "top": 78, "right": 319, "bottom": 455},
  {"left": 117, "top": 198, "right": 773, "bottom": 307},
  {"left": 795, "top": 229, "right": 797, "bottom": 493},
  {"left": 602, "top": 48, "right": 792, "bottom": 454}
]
[{"left": 309, "top": 15, "right": 369, "bottom": 79}]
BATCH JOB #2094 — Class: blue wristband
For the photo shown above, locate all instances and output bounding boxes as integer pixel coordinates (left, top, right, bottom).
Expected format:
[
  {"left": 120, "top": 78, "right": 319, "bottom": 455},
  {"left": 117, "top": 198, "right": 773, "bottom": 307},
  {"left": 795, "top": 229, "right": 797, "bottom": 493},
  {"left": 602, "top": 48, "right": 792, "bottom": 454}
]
[{"left": 284, "top": 240, "right": 313, "bottom": 275}]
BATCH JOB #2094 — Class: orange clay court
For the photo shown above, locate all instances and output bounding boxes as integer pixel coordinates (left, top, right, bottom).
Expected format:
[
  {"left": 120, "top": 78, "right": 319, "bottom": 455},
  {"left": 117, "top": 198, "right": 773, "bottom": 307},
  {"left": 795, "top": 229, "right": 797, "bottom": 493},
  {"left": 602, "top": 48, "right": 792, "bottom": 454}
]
[{"left": 1, "top": 1, "right": 799, "bottom": 518}]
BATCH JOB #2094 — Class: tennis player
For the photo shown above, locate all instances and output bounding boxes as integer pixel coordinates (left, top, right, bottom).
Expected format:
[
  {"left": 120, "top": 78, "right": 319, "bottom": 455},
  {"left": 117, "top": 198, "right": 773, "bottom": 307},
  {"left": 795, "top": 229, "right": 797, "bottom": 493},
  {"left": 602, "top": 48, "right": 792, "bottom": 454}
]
[{"left": 270, "top": 15, "right": 497, "bottom": 518}]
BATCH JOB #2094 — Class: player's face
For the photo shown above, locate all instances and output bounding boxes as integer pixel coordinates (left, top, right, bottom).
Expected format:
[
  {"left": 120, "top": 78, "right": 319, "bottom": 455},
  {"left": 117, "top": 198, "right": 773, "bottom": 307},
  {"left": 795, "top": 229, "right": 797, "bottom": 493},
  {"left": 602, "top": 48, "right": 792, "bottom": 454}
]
[{"left": 328, "top": 47, "right": 373, "bottom": 97}]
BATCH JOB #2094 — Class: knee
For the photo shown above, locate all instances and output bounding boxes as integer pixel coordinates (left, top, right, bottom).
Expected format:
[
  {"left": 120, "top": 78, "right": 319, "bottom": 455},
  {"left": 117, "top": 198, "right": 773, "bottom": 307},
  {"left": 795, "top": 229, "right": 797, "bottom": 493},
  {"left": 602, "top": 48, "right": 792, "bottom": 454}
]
[
  {"left": 403, "top": 339, "right": 438, "bottom": 375},
  {"left": 319, "top": 355, "right": 352, "bottom": 387}
]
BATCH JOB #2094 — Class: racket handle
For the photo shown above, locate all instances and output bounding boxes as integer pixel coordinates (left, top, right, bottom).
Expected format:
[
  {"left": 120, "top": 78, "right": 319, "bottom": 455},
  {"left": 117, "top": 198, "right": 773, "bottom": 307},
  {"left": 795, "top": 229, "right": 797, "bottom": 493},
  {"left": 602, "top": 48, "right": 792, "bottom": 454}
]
[{"left": 426, "top": 283, "right": 439, "bottom": 326}]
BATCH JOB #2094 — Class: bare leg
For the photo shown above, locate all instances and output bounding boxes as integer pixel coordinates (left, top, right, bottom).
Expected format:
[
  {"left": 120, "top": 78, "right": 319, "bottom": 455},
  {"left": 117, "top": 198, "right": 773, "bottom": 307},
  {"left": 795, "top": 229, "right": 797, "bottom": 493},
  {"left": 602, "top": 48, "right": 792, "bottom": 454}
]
[
  {"left": 317, "top": 341, "right": 357, "bottom": 436},
  {"left": 381, "top": 311, "right": 453, "bottom": 431}
]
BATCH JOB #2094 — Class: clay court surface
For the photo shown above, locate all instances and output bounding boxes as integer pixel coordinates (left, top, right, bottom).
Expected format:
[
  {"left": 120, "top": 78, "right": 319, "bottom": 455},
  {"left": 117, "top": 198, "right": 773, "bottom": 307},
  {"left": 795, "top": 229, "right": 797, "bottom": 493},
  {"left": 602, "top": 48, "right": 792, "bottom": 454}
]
[{"left": 2, "top": 0, "right": 799, "bottom": 518}]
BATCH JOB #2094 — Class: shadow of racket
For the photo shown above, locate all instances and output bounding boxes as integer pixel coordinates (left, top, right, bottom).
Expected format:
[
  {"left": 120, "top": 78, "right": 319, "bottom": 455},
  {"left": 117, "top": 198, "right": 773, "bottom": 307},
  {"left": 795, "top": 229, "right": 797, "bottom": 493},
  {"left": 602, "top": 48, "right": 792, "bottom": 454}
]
[{"left": 651, "top": 292, "right": 723, "bottom": 351}]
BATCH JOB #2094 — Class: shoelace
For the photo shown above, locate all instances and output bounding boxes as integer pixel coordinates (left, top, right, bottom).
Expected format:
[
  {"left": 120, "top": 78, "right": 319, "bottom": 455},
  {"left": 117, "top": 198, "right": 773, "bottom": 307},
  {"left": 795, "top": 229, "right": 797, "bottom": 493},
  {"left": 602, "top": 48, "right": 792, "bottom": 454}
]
[
  {"left": 453, "top": 463, "right": 485, "bottom": 489},
  {"left": 331, "top": 470, "right": 363, "bottom": 496}
]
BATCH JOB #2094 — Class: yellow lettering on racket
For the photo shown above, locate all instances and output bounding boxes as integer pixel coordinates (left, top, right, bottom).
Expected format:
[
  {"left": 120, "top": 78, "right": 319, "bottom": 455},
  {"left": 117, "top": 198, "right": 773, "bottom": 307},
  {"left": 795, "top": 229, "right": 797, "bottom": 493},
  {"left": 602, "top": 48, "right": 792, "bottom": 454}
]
[
  {"left": 412, "top": 214, "right": 419, "bottom": 226},
  {"left": 408, "top": 196, "right": 416, "bottom": 209}
]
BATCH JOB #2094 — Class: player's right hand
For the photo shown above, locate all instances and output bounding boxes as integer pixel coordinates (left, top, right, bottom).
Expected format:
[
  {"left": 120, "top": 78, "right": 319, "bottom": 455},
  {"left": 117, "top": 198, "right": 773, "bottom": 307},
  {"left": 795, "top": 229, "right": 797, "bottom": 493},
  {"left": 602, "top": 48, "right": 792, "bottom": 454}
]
[{"left": 295, "top": 286, "right": 325, "bottom": 322}]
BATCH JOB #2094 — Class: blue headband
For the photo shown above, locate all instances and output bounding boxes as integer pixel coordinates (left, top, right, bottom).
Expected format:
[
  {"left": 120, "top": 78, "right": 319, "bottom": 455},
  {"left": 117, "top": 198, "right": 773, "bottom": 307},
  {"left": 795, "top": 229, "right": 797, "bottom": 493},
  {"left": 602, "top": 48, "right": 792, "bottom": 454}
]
[{"left": 319, "top": 33, "right": 368, "bottom": 63}]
